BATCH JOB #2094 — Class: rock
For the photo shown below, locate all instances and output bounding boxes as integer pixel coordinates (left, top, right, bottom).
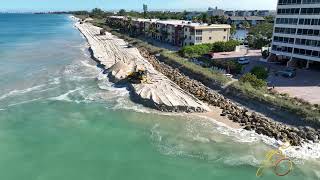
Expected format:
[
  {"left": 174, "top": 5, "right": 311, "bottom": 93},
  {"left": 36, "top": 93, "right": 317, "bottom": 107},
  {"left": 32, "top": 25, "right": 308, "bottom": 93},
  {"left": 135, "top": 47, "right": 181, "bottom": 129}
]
[
  {"left": 220, "top": 113, "right": 227, "bottom": 116},
  {"left": 77, "top": 22, "right": 209, "bottom": 113},
  {"left": 85, "top": 22, "right": 320, "bottom": 147},
  {"left": 244, "top": 125, "right": 252, "bottom": 131},
  {"left": 306, "top": 132, "right": 318, "bottom": 141}
]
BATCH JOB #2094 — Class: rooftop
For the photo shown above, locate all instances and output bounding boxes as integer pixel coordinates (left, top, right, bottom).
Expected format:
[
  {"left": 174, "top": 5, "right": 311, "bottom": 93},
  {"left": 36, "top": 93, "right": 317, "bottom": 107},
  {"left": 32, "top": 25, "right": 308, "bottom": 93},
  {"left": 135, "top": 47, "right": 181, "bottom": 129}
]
[
  {"left": 227, "top": 16, "right": 265, "bottom": 21},
  {"left": 245, "top": 16, "right": 265, "bottom": 21},
  {"left": 228, "top": 16, "right": 246, "bottom": 20}
]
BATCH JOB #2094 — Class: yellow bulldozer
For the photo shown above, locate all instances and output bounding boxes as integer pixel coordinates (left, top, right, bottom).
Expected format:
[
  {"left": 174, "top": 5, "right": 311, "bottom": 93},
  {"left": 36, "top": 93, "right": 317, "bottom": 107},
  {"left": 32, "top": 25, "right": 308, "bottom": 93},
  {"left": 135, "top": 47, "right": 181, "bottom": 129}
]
[{"left": 127, "top": 69, "right": 148, "bottom": 84}]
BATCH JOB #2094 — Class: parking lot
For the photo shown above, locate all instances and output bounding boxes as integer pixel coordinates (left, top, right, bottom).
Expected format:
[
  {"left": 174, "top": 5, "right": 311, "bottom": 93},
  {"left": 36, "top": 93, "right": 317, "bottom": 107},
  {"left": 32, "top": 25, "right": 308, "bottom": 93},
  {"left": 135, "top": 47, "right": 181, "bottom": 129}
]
[{"left": 243, "top": 59, "right": 320, "bottom": 105}]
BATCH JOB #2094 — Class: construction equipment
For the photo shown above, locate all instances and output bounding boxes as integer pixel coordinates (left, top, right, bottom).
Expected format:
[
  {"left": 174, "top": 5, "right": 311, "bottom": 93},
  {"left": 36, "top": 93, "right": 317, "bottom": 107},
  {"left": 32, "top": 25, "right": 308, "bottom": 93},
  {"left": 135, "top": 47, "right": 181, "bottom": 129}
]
[{"left": 127, "top": 69, "right": 148, "bottom": 84}]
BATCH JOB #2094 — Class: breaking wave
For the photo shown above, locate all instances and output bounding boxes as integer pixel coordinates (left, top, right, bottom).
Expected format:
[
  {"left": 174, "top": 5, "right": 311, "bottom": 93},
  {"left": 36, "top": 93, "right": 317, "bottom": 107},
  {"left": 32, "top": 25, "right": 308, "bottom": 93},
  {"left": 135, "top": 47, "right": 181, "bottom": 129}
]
[{"left": 0, "top": 84, "right": 46, "bottom": 100}]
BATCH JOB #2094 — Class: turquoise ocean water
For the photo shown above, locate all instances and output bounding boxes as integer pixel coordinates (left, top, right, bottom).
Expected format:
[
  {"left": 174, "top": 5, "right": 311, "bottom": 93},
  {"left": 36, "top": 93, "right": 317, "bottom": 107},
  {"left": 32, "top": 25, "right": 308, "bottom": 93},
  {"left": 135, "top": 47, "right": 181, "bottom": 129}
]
[{"left": 0, "top": 14, "right": 319, "bottom": 180}]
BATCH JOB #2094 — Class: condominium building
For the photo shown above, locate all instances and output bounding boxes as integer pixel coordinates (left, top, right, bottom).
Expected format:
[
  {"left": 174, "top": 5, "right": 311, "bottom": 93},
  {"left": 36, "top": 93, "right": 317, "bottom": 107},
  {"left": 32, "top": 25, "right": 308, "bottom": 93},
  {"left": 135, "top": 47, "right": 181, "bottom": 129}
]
[
  {"left": 271, "top": 0, "right": 320, "bottom": 67},
  {"left": 207, "top": 7, "right": 225, "bottom": 16},
  {"left": 105, "top": 16, "right": 231, "bottom": 47}
]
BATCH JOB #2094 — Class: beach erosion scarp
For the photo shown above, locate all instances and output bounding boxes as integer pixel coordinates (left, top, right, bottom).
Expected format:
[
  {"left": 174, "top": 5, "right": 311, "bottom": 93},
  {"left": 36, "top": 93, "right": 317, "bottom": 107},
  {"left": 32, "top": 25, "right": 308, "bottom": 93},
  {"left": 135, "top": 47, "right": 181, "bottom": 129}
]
[{"left": 75, "top": 22, "right": 210, "bottom": 113}]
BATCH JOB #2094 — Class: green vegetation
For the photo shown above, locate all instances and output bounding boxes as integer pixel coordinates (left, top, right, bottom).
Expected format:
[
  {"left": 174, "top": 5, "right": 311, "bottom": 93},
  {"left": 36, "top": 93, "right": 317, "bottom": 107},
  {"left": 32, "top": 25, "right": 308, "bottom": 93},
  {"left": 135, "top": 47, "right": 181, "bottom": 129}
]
[
  {"left": 247, "top": 23, "right": 273, "bottom": 49},
  {"left": 250, "top": 66, "right": 269, "bottom": 80},
  {"left": 262, "top": 50, "right": 270, "bottom": 59},
  {"left": 239, "top": 73, "right": 267, "bottom": 89},
  {"left": 230, "top": 24, "right": 237, "bottom": 36},
  {"left": 179, "top": 40, "right": 240, "bottom": 58},
  {"left": 87, "top": 13, "right": 320, "bottom": 124},
  {"left": 200, "top": 58, "right": 243, "bottom": 74},
  {"left": 179, "top": 44, "right": 212, "bottom": 58},
  {"left": 264, "top": 16, "right": 275, "bottom": 23},
  {"left": 161, "top": 51, "right": 231, "bottom": 85},
  {"left": 232, "top": 82, "right": 320, "bottom": 124},
  {"left": 209, "top": 16, "right": 228, "bottom": 24},
  {"left": 241, "top": 21, "right": 251, "bottom": 29},
  {"left": 73, "top": 8, "right": 113, "bottom": 20},
  {"left": 73, "top": 8, "right": 229, "bottom": 24},
  {"left": 90, "top": 8, "right": 105, "bottom": 18}
]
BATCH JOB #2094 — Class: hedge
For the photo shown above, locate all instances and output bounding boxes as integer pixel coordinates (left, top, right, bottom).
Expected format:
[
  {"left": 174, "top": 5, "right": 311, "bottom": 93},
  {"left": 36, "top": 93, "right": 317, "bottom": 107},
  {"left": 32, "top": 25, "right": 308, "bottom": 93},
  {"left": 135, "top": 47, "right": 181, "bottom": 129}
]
[
  {"left": 239, "top": 73, "right": 267, "bottom": 89},
  {"left": 250, "top": 66, "right": 269, "bottom": 80},
  {"left": 179, "top": 40, "right": 240, "bottom": 58}
]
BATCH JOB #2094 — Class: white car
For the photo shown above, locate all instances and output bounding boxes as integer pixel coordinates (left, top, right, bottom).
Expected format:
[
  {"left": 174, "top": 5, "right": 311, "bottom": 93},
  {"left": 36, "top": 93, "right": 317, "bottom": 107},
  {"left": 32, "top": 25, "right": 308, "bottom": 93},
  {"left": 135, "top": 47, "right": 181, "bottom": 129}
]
[
  {"left": 238, "top": 57, "right": 250, "bottom": 65},
  {"left": 224, "top": 74, "right": 233, "bottom": 78}
]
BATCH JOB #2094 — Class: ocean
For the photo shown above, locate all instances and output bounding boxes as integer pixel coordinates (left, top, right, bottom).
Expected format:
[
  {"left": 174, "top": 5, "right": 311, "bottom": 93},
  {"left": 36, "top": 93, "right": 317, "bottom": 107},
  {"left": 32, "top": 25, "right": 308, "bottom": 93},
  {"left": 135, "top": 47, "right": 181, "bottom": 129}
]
[{"left": 0, "top": 14, "right": 319, "bottom": 180}]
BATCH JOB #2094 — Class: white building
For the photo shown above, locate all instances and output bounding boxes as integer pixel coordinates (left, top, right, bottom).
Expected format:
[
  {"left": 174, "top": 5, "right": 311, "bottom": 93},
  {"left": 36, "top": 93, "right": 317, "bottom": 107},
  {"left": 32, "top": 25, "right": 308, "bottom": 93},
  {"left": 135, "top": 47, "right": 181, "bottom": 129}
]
[{"left": 271, "top": 0, "right": 320, "bottom": 68}]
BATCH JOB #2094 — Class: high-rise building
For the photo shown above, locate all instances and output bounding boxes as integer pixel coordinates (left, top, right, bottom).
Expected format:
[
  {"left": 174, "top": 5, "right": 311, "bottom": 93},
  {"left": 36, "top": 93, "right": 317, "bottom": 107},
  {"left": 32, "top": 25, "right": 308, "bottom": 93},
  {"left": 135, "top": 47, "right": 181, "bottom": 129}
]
[
  {"left": 271, "top": 0, "right": 320, "bottom": 68},
  {"left": 207, "top": 6, "right": 225, "bottom": 16},
  {"left": 143, "top": 4, "right": 148, "bottom": 13},
  {"left": 143, "top": 4, "right": 148, "bottom": 18}
]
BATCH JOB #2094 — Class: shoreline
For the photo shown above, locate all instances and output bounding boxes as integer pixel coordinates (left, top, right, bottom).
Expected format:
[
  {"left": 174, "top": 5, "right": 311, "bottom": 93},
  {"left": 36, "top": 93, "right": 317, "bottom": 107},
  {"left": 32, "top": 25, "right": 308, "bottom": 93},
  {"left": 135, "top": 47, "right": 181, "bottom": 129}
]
[
  {"left": 73, "top": 17, "right": 320, "bottom": 151},
  {"left": 75, "top": 22, "right": 210, "bottom": 113},
  {"left": 72, "top": 18, "right": 242, "bottom": 130}
]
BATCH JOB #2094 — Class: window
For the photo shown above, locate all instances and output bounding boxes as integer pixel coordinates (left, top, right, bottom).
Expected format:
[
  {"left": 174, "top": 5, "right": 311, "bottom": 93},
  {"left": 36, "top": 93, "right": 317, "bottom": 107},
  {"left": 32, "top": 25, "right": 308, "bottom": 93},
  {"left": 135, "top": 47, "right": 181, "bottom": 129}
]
[
  {"left": 277, "top": 8, "right": 300, "bottom": 15},
  {"left": 195, "top": 37, "right": 202, "bottom": 42},
  {"left": 278, "top": 0, "right": 302, "bottom": 5},
  {"left": 301, "top": 8, "right": 320, "bottom": 15},
  {"left": 274, "top": 27, "right": 296, "bottom": 35},
  {"left": 296, "top": 28, "right": 320, "bottom": 36},
  {"left": 273, "top": 36, "right": 294, "bottom": 44},
  {"left": 312, "top": 51, "right": 319, "bottom": 57},
  {"left": 302, "top": 0, "right": 320, "bottom": 4},
  {"left": 196, "top": 30, "right": 202, "bottom": 35},
  {"left": 298, "top": 18, "right": 320, "bottom": 26},
  {"left": 276, "top": 18, "right": 298, "bottom": 25},
  {"left": 295, "top": 38, "right": 320, "bottom": 47},
  {"left": 209, "top": 37, "right": 212, "bottom": 40},
  {"left": 272, "top": 45, "right": 293, "bottom": 53}
]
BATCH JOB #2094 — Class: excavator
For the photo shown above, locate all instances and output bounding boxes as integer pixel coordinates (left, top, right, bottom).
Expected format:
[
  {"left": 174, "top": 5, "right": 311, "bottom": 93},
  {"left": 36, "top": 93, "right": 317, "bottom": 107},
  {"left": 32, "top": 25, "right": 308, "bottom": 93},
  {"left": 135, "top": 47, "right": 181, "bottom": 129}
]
[{"left": 127, "top": 69, "right": 148, "bottom": 84}]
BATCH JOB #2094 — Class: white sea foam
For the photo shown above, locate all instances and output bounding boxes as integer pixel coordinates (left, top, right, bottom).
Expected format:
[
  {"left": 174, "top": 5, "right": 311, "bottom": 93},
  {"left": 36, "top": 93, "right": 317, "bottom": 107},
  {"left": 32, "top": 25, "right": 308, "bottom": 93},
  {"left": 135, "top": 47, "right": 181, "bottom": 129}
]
[
  {"left": 94, "top": 72, "right": 320, "bottom": 162},
  {"left": 223, "top": 155, "right": 260, "bottom": 166},
  {"left": 7, "top": 98, "right": 42, "bottom": 107},
  {"left": 0, "top": 84, "right": 46, "bottom": 100},
  {"left": 72, "top": 28, "right": 320, "bottom": 162},
  {"left": 80, "top": 60, "right": 97, "bottom": 69},
  {"left": 49, "top": 77, "right": 61, "bottom": 85},
  {"left": 192, "top": 114, "right": 320, "bottom": 161},
  {"left": 48, "top": 87, "right": 82, "bottom": 102}
]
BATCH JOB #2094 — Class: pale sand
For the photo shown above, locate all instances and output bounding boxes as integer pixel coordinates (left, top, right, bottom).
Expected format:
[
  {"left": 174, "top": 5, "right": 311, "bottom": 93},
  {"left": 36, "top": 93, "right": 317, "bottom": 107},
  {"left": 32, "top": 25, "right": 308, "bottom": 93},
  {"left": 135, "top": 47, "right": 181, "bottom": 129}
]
[
  {"left": 75, "top": 20, "right": 241, "bottom": 130},
  {"left": 195, "top": 106, "right": 241, "bottom": 129},
  {"left": 75, "top": 22, "right": 209, "bottom": 112}
]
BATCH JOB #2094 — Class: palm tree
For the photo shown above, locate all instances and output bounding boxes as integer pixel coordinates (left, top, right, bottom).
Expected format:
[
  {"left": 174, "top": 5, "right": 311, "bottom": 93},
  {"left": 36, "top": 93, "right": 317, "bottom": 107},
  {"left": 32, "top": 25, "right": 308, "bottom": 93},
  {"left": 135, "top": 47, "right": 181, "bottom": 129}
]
[
  {"left": 242, "top": 21, "right": 251, "bottom": 29},
  {"left": 201, "top": 13, "right": 208, "bottom": 23}
]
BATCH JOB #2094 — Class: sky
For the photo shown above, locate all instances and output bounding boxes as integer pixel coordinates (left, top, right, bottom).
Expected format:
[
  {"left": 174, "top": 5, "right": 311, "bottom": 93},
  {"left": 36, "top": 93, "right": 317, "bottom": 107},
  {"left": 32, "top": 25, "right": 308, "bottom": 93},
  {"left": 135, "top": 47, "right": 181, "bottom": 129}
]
[{"left": 0, "top": 0, "right": 278, "bottom": 12}]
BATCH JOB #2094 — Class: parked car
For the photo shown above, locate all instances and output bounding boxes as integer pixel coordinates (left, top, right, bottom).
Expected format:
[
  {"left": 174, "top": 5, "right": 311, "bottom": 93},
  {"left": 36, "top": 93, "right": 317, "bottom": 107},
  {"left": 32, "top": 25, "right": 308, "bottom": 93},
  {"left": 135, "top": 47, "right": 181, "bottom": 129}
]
[
  {"left": 224, "top": 73, "right": 233, "bottom": 78},
  {"left": 275, "top": 68, "right": 296, "bottom": 78},
  {"left": 203, "top": 52, "right": 215, "bottom": 59},
  {"left": 238, "top": 57, "right": 250, "bottom": 65}
]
